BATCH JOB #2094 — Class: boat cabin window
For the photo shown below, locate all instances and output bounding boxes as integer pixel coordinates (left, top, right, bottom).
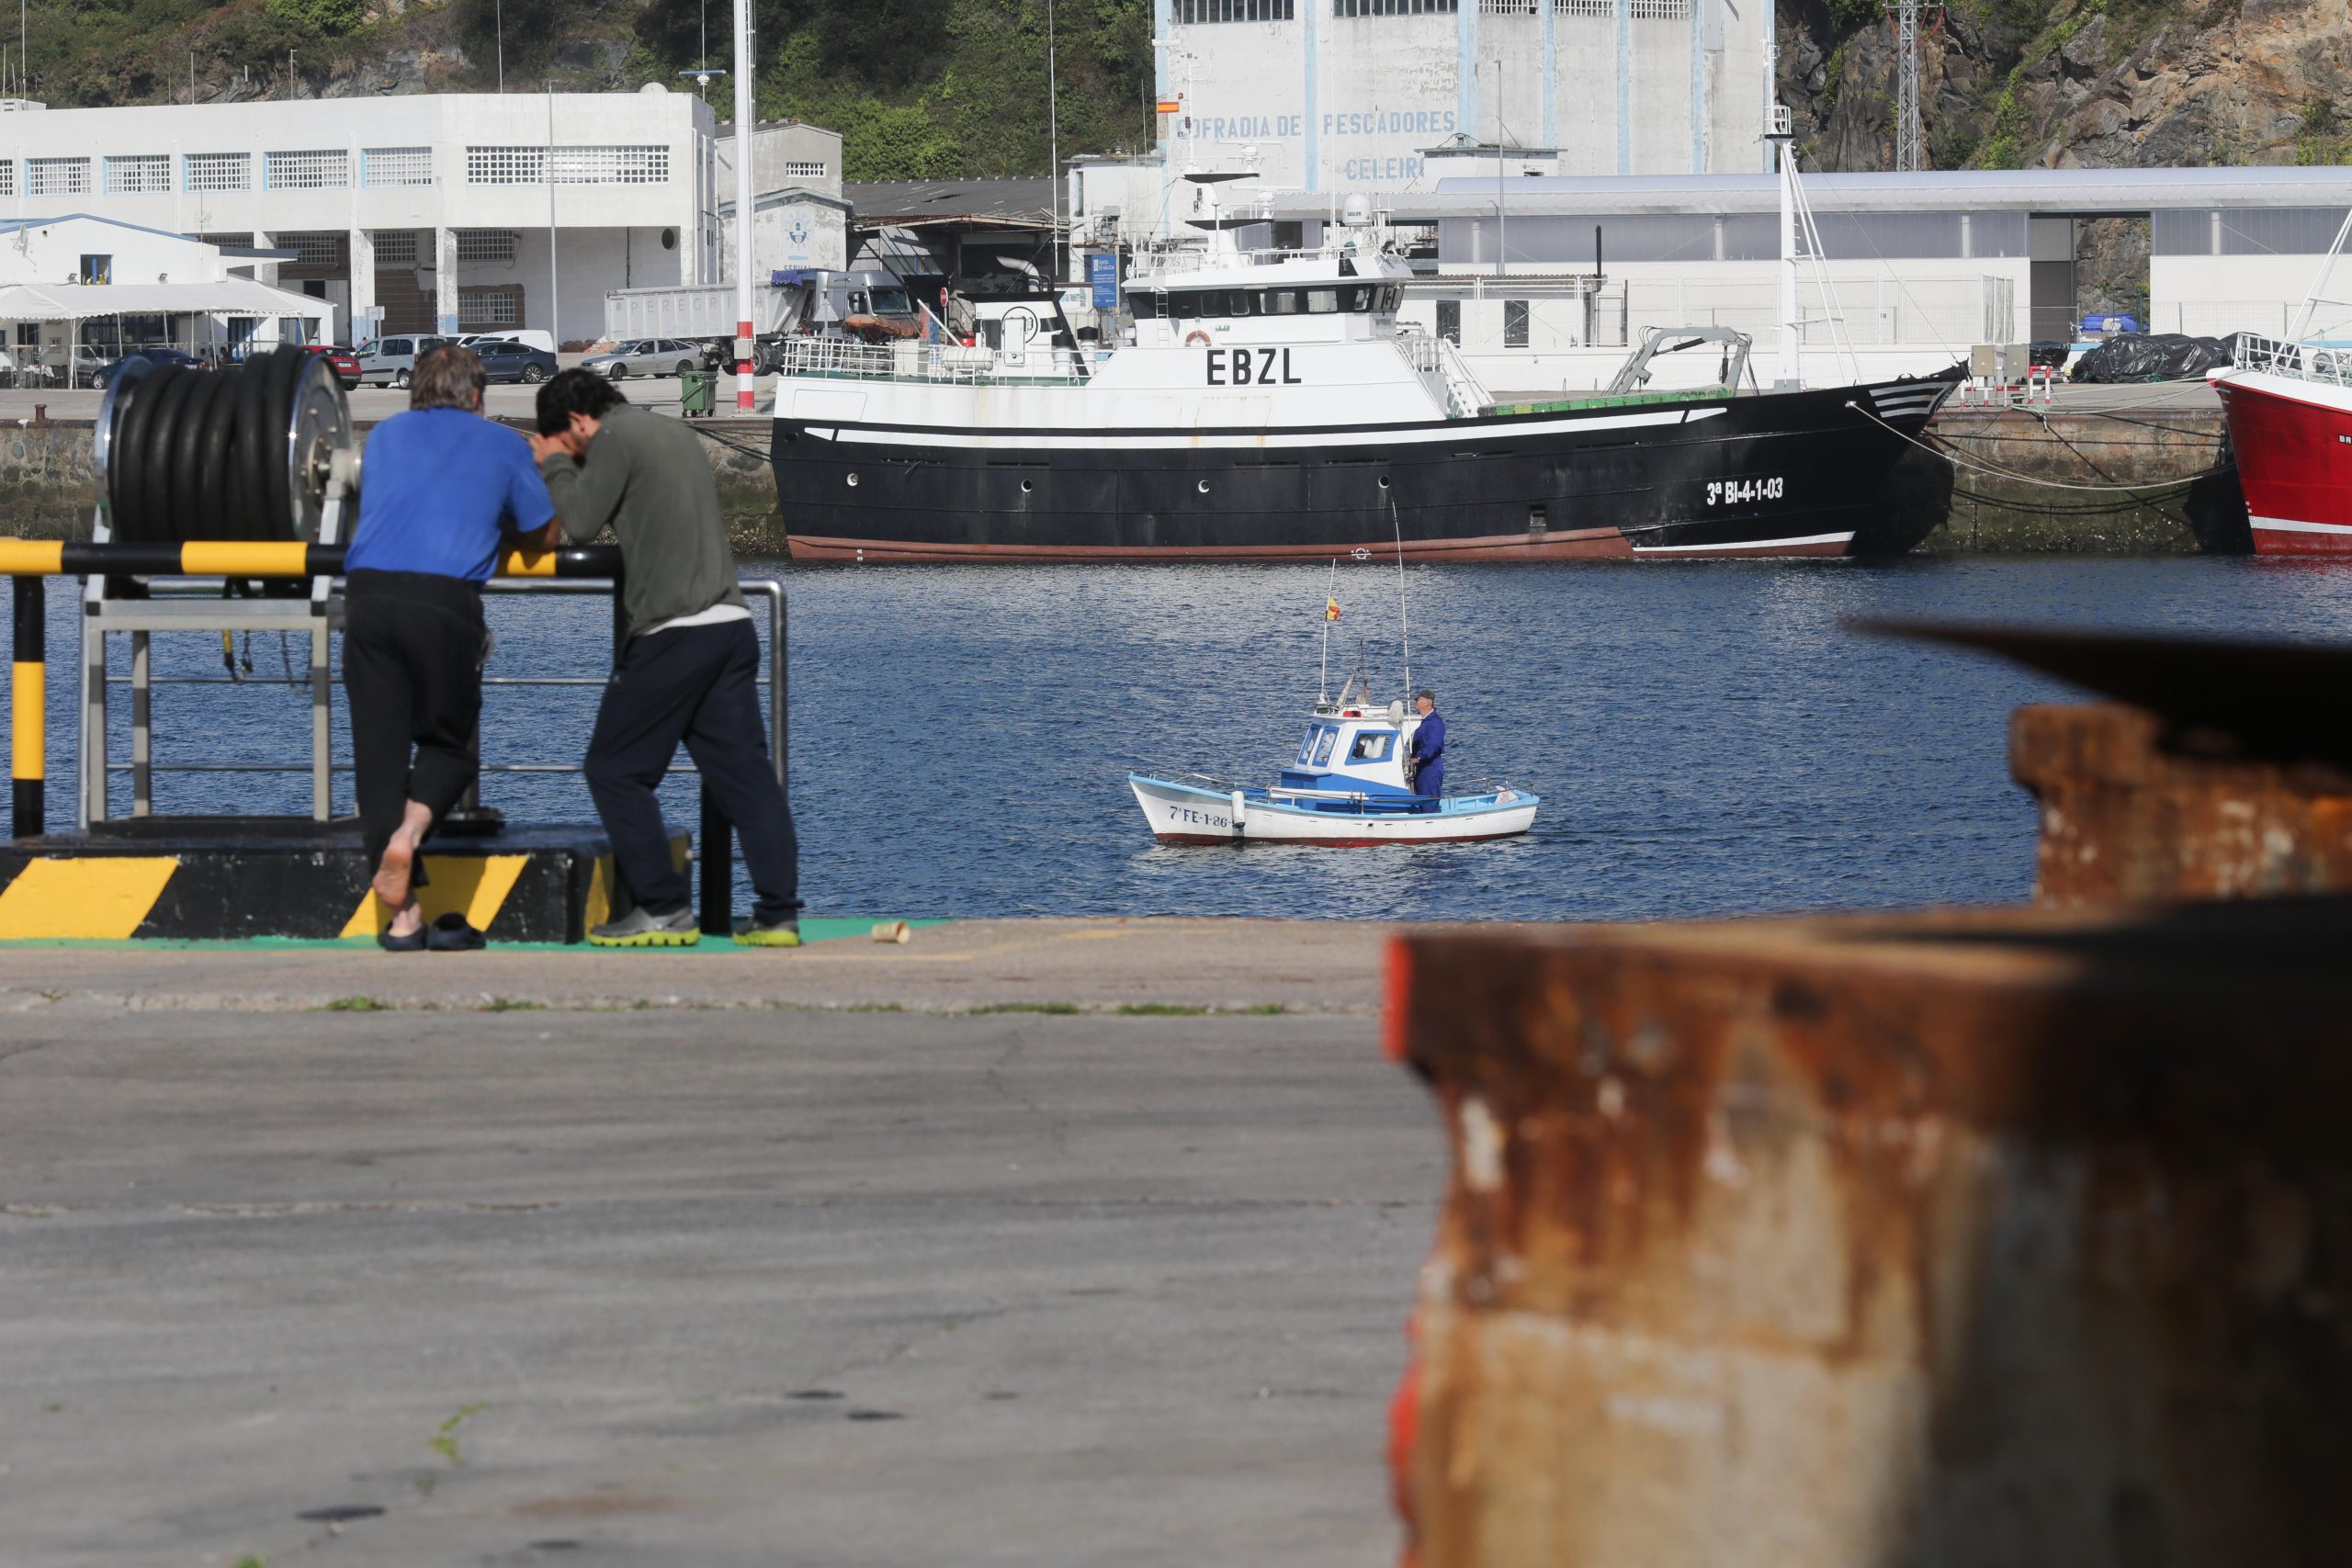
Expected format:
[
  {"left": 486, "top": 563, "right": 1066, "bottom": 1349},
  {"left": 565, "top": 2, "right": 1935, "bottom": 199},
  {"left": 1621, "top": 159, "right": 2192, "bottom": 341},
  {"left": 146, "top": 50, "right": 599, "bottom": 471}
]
[
  {"left": 1311, "top": 728, "right": 1340, "bottom": 767},
  {"left": 1135, "top": 285, "right": 1401, "bottom": 321},
  {"left": 1348, "top": 730, "right": 1396, "bottom": 763}
]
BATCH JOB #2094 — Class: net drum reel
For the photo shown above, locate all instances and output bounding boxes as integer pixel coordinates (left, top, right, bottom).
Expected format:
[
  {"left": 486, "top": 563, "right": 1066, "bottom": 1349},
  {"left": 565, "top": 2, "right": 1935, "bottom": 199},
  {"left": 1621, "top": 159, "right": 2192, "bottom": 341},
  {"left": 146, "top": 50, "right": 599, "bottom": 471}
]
[
  {"left": 94, "top": 344, "right": 356, "bottom": 547},
  {"left": 78, "top": 344, "right": 358, "bottom": 829}
]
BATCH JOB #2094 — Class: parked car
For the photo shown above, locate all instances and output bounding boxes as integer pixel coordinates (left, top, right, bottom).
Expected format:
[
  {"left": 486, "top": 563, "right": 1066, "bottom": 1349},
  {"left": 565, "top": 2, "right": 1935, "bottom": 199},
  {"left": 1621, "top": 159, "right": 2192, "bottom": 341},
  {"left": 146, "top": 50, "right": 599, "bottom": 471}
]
[
  {"left": 87, "top": 345, "right": 205, "bottom": 389},
  {"left": 305, "top": 344, "right": 363, "bottom": 389},
  {"left": 581, "top": 337, "right": 703, "bottom": 380},
  {"left": 354, "top": 334, "right": 455, "bottom": 389},
  {"left": 460, "top": 330, "right": 558, "bottom": 355},
  {"left": 476, "top": 339, "right": 558, "bottom": 385}
]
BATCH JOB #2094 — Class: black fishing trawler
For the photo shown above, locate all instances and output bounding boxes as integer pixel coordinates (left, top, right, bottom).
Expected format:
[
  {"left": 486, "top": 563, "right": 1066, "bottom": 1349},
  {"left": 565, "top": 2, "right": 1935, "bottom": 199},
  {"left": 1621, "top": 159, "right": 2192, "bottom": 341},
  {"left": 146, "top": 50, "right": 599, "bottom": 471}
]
[{"left": 767, "top": 125, "right": 1952, "bottom": 564}]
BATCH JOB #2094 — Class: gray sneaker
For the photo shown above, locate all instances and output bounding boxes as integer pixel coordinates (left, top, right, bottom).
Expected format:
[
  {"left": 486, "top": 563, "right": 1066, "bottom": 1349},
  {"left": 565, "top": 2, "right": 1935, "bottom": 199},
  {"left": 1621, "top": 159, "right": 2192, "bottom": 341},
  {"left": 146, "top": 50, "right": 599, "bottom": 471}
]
[{"left": 587, "top": 905, "right": 700, "bottom": 949}]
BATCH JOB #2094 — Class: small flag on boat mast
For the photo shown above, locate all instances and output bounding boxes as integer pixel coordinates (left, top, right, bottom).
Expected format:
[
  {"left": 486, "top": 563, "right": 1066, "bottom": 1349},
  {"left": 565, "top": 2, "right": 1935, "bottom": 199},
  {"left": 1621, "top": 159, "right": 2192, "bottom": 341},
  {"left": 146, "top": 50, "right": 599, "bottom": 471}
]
[{"left": 1327, "top": 594, "right": 1340, "bottom": 622}]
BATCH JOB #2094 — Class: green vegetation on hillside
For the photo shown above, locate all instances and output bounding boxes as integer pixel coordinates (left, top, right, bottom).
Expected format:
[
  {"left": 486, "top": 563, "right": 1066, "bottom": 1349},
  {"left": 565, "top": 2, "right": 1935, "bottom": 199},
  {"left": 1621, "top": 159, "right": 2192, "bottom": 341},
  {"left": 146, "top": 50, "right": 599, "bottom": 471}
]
[
  {"left": 634, "top": 0, "right": 1155, "bottom": 180},
  {"left": 15, "top": 0, "right": 1156, "bottom": 183}
]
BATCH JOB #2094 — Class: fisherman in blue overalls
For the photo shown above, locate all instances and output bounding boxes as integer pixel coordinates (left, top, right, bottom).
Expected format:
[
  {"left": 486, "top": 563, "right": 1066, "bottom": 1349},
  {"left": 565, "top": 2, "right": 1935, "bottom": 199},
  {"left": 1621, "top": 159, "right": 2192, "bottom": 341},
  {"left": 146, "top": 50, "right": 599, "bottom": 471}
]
[{"left": 1408, "top": 689, "right": 1445, "bottom": 810}]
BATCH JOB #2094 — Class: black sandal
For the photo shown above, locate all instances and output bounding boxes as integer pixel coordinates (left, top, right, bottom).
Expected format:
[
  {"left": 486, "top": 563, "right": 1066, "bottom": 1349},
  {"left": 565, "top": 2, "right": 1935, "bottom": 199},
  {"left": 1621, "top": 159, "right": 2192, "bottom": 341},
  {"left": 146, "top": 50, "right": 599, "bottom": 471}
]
[
  {"left": 379, "top": 925, "right": 426, "bottom": 953},
  {"left": 426, "top": 913, "right": 486, "bottom": 952}
]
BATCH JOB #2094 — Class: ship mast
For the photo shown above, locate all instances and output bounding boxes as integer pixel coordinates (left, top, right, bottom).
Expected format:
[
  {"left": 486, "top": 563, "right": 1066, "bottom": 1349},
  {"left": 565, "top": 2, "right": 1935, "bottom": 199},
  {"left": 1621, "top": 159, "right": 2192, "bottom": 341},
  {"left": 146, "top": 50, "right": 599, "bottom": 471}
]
[{"left": 1769, "top": 104, "right": 1801, "bottom": 392}]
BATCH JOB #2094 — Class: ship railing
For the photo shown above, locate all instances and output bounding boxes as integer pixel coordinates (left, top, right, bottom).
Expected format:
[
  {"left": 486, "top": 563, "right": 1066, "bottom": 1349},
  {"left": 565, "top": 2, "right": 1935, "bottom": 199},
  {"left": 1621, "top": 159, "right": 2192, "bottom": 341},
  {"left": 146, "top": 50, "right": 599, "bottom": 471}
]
[
  {"left": 2232, "top": 332, "right": 2352, "bottom": 387},
  {"left": 1130, "top": 246, "right": 1295, "bottom": 280},
  {"left": 775, "top": 335, "right": 1084, "bottom": 386}
]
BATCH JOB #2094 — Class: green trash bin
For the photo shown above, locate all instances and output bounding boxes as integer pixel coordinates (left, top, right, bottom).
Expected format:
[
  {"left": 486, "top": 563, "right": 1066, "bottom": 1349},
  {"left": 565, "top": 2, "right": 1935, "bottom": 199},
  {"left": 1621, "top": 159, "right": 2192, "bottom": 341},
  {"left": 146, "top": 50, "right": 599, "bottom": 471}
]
[{"left": 679, "top": 365, "right": 717, "bottom": 418}]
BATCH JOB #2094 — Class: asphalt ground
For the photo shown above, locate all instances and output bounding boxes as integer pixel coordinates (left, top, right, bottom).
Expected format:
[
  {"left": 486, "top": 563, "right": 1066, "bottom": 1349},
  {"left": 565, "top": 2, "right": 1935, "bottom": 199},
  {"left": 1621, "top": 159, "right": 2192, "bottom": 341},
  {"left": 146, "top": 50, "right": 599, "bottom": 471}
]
[{"left": 0, "top": 919, "right": 1433, "bottom": 1567}]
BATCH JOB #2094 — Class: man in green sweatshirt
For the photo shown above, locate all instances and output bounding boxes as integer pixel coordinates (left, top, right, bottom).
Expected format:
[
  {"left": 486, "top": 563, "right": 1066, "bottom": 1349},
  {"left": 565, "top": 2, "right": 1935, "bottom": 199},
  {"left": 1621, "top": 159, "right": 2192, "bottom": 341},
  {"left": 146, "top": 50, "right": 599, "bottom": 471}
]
[{"left": 529, "top": 368, "right": 801, "bottom": 947}]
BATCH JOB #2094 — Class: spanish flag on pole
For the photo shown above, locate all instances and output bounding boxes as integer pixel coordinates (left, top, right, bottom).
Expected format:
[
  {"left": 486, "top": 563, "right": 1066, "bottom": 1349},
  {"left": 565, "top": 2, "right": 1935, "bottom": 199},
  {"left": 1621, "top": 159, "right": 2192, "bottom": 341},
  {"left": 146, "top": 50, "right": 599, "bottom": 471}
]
[{"left": 1327, "top": 594, "right": 1340, "bottom": 623}]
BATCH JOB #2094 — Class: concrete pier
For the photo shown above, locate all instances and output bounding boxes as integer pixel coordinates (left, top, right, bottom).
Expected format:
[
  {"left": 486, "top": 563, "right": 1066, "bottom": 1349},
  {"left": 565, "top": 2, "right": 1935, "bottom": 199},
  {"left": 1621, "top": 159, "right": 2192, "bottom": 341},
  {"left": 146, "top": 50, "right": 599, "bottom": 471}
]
[
  {"left": 2, "top": 383, "right": 2244, "bottom": 557},
  {"left": 0, "top": 919, "right": 1425, "bottom": 1568}
]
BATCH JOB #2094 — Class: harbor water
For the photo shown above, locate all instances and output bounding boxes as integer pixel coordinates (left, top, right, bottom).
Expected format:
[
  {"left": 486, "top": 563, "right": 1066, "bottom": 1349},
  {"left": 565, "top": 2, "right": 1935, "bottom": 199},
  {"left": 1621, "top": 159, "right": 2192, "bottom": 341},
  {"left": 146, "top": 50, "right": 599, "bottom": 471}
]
[{"left": 15, "top": 558, "right": 2352, "bottom": 923}]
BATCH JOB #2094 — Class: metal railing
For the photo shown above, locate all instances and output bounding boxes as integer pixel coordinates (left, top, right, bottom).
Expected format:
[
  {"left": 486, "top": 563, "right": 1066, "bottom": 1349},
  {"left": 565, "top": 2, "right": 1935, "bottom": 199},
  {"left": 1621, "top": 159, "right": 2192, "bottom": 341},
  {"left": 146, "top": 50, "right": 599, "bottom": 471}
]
[
  {"left": 777, "top": 334, "right": 1086, "bottom": 386},
  {"left": 2233, "top": 332, "right": 2352, "bottom": 388},
  {"left": 17, "top": 547, "right": 791, "bottom": 938}
]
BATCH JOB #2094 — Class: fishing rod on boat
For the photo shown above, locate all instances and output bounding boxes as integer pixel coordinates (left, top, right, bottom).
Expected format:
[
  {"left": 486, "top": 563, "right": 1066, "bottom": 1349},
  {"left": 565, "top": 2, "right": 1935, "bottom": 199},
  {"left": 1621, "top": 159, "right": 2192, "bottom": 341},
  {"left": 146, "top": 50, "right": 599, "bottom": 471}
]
[
  {"left": 1320, "top": 557, "right": 1339, "bottom": 702},
  {"left": 1390, "top": 497, "right": 1412, "bottom": 694}
]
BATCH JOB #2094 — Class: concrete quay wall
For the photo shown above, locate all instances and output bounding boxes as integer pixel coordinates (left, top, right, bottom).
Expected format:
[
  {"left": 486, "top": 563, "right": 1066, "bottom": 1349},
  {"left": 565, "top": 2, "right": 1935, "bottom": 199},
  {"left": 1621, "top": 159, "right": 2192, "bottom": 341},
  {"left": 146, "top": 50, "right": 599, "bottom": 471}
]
[{"left": 3, "top": 405, "right": 2245, "bottom": 557}]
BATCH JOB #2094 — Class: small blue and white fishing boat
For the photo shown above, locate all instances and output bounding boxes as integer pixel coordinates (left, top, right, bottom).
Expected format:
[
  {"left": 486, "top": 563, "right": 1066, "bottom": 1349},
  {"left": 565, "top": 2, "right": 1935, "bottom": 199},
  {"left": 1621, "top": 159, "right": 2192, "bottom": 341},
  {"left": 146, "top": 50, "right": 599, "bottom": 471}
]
[{"left": 1128, "top": 688, "right": 1538, "bottom": 846}]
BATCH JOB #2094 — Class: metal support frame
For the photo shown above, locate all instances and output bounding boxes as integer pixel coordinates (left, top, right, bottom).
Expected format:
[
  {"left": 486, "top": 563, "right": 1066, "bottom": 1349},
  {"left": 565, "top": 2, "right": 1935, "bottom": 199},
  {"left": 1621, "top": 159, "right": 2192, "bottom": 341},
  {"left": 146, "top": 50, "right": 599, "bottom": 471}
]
[
  {"left": 76, "top": 492, "right": 345, "bottom": 829},
  {"left": 11, "top": 539, "right": 788, "bottom": 936}
]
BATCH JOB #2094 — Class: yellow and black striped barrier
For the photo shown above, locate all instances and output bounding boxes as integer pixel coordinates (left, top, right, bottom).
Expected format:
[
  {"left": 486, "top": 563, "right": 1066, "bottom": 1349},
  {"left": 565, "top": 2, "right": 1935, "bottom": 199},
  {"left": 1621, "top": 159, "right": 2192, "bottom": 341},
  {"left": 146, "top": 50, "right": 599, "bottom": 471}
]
[{"left": 3, "top": 539, "right": 625, "bottom": 842}]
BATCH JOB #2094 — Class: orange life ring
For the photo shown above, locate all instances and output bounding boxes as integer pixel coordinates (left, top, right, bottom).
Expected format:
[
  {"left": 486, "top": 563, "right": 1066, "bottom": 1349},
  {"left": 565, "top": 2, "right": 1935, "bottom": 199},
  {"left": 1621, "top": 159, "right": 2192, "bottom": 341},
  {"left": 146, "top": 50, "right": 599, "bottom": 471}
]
[{"left": 1184, "top": 330, "right": 1213, "bottom": 347}]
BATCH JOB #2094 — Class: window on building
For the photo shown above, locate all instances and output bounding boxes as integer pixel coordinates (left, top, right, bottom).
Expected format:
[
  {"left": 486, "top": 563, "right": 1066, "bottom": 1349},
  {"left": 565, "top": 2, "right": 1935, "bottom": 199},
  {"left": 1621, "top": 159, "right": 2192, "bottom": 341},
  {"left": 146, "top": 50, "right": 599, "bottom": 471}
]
[
  {"left": 0, "top": 163, "right": 12, "bottom": 198},
  {"left": 1436, "top": 299, "right": 1461, "bottom": 344},
  {"left": 1333, "top": 0, "right": 1453, "bottom": 15},
  {"left": 1479, "top": 0, "right": 1538, "bottom": 12},
  {"left": 363, "top": 147, "right": 435, "bottom": 187},
  {"left": 456, "top": 230, "right": 517, "bottom": 264},
  {"left": 185, "top": 152, "right": 250, "bottom": 193},
  {"left": 199, "top": 231, "right": 254, "bottom": 250},
  {"left": 79, "top": 255, "right": 112, "bottom": 285},
  {"left": 1504, "top": 299, "right": 1530, "bottom": 347},
  {"left": 1629, "top": 0, "right": 1690, "bottom": 17},
  {"left": 282, "top": 233, "right": 344, "bottom": 269},
  {"left": 28, "top": 157, "right": 91, "bottom": 197},
  {"left": 549, "top": 145, "right": 671, "bottom": 184},
  {"left": 1174, "top": 0, "right": 1294, "bottom": 17},
  {"left": 458, "top": 288, "right": 522, "bottom": 327},
  {"left": 104, "top": 155, "right": 171, "bottom": 195},
  {"left": 783, "top": 160, "right": 829, "bottom": 180},
  {"left": 370, "top": 231, "right": 420, "bottom": 266},
  {"left": 1558, "top": 0, "right": 1613, "bottom": 15},
  {"left": 266, "top": 150, "right": 349, "bottom": 190},
  {"left": 467, "top": 146, "right": 547, "bottom": 185}
]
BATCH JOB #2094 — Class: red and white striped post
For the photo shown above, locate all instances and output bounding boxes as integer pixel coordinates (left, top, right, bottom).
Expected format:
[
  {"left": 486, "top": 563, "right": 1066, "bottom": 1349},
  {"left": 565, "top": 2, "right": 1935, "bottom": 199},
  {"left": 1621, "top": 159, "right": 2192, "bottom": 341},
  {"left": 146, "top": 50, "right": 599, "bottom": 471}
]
[{"left": 731, "top": 0, "right": 757, "bottom": 412}]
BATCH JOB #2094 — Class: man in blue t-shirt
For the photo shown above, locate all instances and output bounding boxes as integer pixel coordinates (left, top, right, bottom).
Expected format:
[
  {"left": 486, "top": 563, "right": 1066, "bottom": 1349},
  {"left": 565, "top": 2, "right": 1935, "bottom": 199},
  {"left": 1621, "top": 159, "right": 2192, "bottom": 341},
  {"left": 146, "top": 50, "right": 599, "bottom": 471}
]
[{"left": 342, "top": 345, "right": 556, "bottom": 949}]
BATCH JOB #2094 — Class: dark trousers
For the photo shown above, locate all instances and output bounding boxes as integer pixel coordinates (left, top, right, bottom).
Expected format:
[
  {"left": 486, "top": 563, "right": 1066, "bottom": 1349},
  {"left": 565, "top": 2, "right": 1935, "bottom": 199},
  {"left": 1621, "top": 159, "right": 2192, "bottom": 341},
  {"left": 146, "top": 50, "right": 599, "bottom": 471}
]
[
  {"left": 343, "top": 570, "right": 488, "bottom": 886},
  {"left": 584, "top": 619, "right": 799, "bottom": 923}
]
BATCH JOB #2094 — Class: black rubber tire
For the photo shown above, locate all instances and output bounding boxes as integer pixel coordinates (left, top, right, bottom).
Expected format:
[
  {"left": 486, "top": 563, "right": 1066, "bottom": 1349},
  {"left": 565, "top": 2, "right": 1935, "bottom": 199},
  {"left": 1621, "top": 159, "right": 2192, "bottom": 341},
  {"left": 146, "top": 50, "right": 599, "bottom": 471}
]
[
  {"left": 260, "top": 347, "right": 308, "bottom": 543},
  {"left": 137, "top": 367, "right": 198, "bottom": 545},
  {"left": 394, "top": 368, "right": 412, "bottom": 389},
  {"left": 107, "top": 367, "right": 155, "bottom": 541},
  {"left": 189, "top": 371, "right": 239, "bottom": 545},
  {"left": 674, "top": 360, "right": 693, "bottom": 378},
  {"left": 232, "top": 353, "right": 276, "bottom": 545},
  {"left": 522, "top": 365, "right": 546, "bottom": 383},
  {"left": 608, "top": 363, "right": 628, "bottom": 380},
  {"left": 168, "top": 374, "right": 228, "bottom": 542}
]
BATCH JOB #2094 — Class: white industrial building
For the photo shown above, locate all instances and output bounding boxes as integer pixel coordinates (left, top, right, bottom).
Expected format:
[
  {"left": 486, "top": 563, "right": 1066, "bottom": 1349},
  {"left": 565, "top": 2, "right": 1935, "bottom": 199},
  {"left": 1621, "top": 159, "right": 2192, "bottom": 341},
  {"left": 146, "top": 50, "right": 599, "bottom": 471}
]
[
  {"left": 1150, "top": 0, "right": 1772, "bottom": 195},
  {"left": 715, "top": 118, "right": 852, "bottom": 276},
  {"left": 0, "top": 213, "right": 331, "bottom": 379},
  {"left": 0, "top": 88, "right": 720, "bottom": 347}
]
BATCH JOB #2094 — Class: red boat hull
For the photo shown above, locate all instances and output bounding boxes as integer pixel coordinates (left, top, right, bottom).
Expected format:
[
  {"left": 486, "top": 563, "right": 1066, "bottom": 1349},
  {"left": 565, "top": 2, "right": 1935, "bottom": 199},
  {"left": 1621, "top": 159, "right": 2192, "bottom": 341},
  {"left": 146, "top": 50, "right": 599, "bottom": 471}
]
[{"left": 2211, "top": 367, "right": 2352, "bottom": 555}]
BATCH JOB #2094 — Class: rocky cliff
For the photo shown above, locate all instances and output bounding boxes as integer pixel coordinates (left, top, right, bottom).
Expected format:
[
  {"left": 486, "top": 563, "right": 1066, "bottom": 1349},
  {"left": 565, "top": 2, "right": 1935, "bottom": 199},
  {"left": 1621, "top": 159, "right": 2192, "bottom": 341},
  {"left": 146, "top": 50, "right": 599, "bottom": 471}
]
[{"left": 1781, "top": 0, "right": 2352, "bottom": 173}]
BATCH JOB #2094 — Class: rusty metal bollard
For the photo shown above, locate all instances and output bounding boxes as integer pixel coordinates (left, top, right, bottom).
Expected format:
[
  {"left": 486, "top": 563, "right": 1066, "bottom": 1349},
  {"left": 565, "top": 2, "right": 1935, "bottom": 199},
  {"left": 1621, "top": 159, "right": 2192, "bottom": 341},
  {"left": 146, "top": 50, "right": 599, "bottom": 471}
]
[
  {"left": 1386, "top": 907, "right": 2352, "bottom": 1568},
  {"left": 2013, "top": 703, "right": 2352, "bottom": 905}
]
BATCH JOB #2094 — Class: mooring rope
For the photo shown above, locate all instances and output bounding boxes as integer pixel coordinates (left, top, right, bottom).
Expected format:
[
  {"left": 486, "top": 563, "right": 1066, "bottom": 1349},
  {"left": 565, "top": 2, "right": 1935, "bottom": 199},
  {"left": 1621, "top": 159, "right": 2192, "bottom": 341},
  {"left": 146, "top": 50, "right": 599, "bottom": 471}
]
[{"left": 1846, "top": 401, "right": 2226, "bottom": 495}]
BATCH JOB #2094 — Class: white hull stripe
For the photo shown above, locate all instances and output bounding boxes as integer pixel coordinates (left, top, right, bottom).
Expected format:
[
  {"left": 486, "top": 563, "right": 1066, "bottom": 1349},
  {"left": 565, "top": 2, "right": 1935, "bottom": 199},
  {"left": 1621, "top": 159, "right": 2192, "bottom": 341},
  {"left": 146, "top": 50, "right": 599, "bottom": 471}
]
[
  {"left": 2250, "top": 515, "right": 2352, "bottom": 536},
  {"left": 1631, "top": 530, "right": 1856, "bottom": 554},
  {"left": 792, "top": 406, "right": 1724, "bottom": 452}
]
